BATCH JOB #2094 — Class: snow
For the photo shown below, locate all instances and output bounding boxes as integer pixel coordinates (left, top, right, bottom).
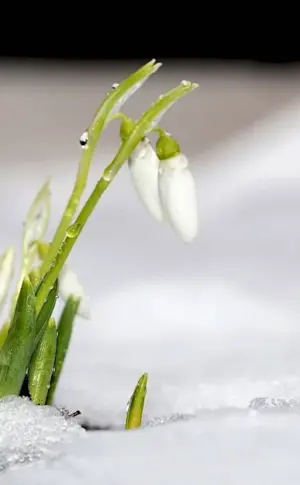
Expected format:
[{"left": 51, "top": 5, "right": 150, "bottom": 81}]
[
  {"left": 1, "top": 85, "right": 300, "bottom": 483},
  {"left": 0, "top": 396, "right": 84, "bottom": 472}
]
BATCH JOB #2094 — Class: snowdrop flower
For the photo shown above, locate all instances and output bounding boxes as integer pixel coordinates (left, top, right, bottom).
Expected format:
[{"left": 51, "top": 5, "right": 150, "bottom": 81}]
[
  {"left": 121, "top": 117, "right": 164, "bottom": 223},
  {"left": 156, "top": 134, "right": 198, "bottom": 243},
  {"left": 128, "top": 138, "right": 164, "bottom": 223},
  {"left": 120, "top": 117, "right": 198, "bottom": 242}
]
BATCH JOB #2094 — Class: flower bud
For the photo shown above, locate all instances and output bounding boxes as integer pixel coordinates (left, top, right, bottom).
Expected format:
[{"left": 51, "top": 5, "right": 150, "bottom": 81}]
[
  {"left": 156, "top": 134, "right": 198, "bottom": 243},
  {"left": 128, "top": 138, "right": 164, "bottom": 223}
]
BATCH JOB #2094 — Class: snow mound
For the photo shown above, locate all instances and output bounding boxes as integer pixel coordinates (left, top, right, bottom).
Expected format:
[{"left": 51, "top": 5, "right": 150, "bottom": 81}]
[{"left": 0, "top": 396, "right": 85, "bottom": 472}]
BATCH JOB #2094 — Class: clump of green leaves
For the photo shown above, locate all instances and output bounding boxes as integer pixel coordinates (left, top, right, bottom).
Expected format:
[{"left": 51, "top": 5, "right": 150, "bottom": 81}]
[{"left": 0, "top": 60, "right": 198, "bottom": 428}]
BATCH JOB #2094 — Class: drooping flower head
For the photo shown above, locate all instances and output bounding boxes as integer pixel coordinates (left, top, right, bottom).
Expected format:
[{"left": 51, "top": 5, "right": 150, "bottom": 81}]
[
  {"left": 121, "top": 117, "right": 164, "bottom": 223},
  {"left": 121, "top": 117, "right": 198, "bottom": 243}
]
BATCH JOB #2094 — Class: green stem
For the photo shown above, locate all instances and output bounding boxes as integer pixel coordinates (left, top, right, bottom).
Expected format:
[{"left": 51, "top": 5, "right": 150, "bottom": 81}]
[
  {"left": 39, "top": 60, "right": 161, "bottom": 279},
  {"left": 35, "top": 81, "right": 198, "bottom": 314},
  {"left": 38, "top": 147, "right": 96, "bottom": 279},
  {"left": 150, "top": 126, "right": 167, "bottom": 137}
]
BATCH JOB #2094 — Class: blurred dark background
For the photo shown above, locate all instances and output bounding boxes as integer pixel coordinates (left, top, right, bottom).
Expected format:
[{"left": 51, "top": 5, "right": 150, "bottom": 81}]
[
  {"left": 1, "top": 11, "right": 299, "bottom": 174},
  {"left": 0, "top": 12, "right": 298, "bottom": 64}
]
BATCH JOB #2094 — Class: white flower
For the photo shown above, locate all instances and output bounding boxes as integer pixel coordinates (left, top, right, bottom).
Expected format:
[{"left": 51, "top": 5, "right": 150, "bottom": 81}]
[
  {"left": 158, "top": 153, "right": 198, "bottom": 243},
  {"left": 128, "top": 138, "right": 164, "bottom": 223},
  {"left": 58, "top": 265, "right": 91, "bottom": 319}
]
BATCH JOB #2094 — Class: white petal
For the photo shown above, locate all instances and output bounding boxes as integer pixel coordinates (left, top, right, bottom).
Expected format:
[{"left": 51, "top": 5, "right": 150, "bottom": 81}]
[
  {"left": 158, "top": 156, "right": 198, "bottom": 243},
  {"left": 128, "top": 139, "right": 164, "bottom": 223},
  {"left": 59, "top": 265, "right": 91, "bottom": 319}
]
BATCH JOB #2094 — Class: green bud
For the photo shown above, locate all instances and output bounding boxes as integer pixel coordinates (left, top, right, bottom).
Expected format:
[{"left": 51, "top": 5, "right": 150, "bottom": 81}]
[
  {"left": 37, "top": 241, "right": 50, "bottom": 261},
  {"left": 125, "top": 373, "right": 148, "bottom": 429},
  {"left": 120, "top": 116, "right": 135, "bottom": 142},
  {"left": 156, "top": 133, "right": 181, "bottom": 161}
]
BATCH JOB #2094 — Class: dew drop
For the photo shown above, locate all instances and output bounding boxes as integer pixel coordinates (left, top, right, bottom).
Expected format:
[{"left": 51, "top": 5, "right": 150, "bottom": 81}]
[
  {"left": 112, "top": 83, "right": 119, "bottom": 90},
  {"left": 67, "top": 223, "right": 81, "bottom": 238},
  {"left": 103, "top": 169, "right": 113, "bottom": 182},
  {"left": 181, "top": 80, "right": 189, "bottom": 86},
  {"left": 79, "top": 130, "right": 88, "bottom": 147}
]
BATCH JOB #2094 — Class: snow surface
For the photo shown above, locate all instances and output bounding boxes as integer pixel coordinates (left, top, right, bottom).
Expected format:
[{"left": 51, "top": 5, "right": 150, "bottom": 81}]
[
  {"left": 1, "top": 96, "right": 300, "bottom": 483},
  {"left": 0, "top": 396, "right": 84, "bottom": 472}
]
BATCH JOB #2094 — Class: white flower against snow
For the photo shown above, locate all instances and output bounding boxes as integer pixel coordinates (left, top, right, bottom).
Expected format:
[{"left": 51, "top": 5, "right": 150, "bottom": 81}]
[
  {"left": 158, "top": 152, "right": 198, "bottom": 243},
  {"left": 128, "top": 138, "right": 164, "bottom": 223},
  {"left": 121, "top": 116, "right": 198, "bottom": 243}
]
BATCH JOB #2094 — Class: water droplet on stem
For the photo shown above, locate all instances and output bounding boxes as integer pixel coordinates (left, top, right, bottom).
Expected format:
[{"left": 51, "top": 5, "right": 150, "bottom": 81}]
[{"left": 67, "top": 223, "right": 81, "bottom": 238}]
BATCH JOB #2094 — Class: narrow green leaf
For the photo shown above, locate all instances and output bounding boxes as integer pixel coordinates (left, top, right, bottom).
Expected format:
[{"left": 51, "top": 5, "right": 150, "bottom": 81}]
[
  {"left": 28, "top": 317, "right": 57, "bottom": 405},
  {"left": 0, "top": 321, "right": 9, "bottom": 348},
  {"left": 34, "top": 279, "right": 58, "bottom": 350},
  {"left": 125, "top": 373, "right": 148, "bottom": 430},
  {"left": 0, "top": 277, "right": 36, "bottom": 397},
  {"left": 0, "top": 247, "right": 15, "bottom": 315},
  {"left": 46, "top": 296, "right": 80, "bottom": 404}
]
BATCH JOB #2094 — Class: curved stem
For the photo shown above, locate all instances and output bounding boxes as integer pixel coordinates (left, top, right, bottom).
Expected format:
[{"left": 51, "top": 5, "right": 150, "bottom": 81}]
[
  {"left": 35, "top": 80, "right": 198, "bottom": 314},
  {"left": 39, "top": 144, "right": 97, "bottom": 278},
  {"left": 149, "top": 126, "right": 166, "bottom": 137},
  {"left": 39, "top": 60, "right": 161, "bottom": 279}
]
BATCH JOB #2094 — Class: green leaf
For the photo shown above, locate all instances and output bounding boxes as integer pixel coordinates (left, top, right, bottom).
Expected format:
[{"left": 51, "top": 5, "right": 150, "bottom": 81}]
[
  {"left": 0, "top": 247, "right": 15, "bottom": 315},
  {"left": 0, "top": 277, "right": 36, "bottom": 397},
  {"left": 34, "top": 279, "right": 58, "bottom": 350},
  {"left": 125, "top": 373, "right": 148, "bottom": 430},
  {"left": 28, "top": 317, "right": 57, "bottom": 405},
  {"left": 46, "top": 296, "right": 80, "bottom": 405},
  {"left": 0, "top": 321, "right": 9, "bottom": 348}
]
